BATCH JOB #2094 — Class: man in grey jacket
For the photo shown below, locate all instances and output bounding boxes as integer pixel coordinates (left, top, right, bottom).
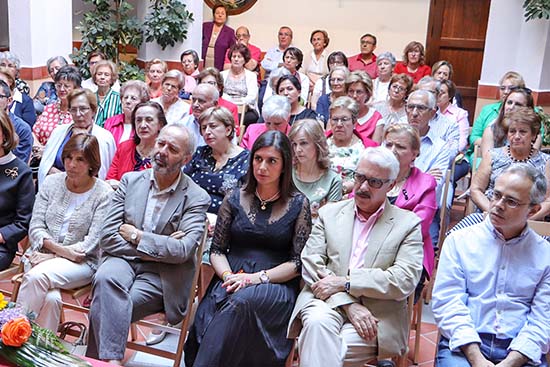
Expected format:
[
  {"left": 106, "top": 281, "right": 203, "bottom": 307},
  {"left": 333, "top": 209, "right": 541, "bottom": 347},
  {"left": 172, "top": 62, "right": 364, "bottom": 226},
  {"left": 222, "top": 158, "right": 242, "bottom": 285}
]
[{"left": 86, "top": 124, "right": 210, "bottom": 364}]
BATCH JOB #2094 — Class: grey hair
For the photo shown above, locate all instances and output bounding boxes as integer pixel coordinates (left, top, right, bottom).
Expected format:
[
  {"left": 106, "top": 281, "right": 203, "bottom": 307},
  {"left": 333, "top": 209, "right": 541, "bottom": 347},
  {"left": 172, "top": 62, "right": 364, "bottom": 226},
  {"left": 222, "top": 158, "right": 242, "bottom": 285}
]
[
  {"left": 46, "top": 56, "right": 68, "bottom": 72},
  {"left": 417, "top": 76, "right": 442, "bottom": 95},
  {"left": 377, "top": 52, "right": 396, "bottom": 67},
  {"left": 269, "top": 67, "right": 291, "bottom": 90},
  {"left": 163, "top": 124, "right": 196, "bottom": 156},
  {"left": 501, "top": 163, "right": 547, "bottom": 205},
  {"left": 193, "top": 83, "right": 219, "bottom": 102},
  {"left": 262, "top": 95, "right": 291, "bottom": 121},
  {"left": 121, "top": 80, "right": 150, "bottom": 102},
  {"left": 330, "top": 96, "right": 360, "bottom": 121},
  {"left": 163, "top": 69, "right": 185, "bottom": 90},
  {"left": 358, "top": 146, "right": 400, "bottom": 181},
  {"left": 408, "top": 89, "right": 436, "bottom": 110},
  {"left": 329, "top": 66, "right": 350, "bottom": 81},
  {"left": 0, "top": 51, "right": 21, "bottom": 69}
]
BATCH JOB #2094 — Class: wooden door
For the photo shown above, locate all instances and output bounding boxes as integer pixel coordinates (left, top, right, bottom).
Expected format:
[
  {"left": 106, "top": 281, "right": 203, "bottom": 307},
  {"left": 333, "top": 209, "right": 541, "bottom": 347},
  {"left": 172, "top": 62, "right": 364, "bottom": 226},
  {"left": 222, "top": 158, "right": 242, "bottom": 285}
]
[{"left": 425, "top": 0, "right": 491, "bottom": 122}]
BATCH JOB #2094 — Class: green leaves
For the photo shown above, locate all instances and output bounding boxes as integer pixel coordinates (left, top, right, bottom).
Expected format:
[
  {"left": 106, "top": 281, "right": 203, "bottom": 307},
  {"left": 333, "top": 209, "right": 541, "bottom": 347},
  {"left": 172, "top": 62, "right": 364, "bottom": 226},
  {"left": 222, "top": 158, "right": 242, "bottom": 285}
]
[
  {"left": 523, "top": 0, "right": 550, "bottom": 21},
  {"left": 142, "top": 0, "right": 195, "bottom": 50}
]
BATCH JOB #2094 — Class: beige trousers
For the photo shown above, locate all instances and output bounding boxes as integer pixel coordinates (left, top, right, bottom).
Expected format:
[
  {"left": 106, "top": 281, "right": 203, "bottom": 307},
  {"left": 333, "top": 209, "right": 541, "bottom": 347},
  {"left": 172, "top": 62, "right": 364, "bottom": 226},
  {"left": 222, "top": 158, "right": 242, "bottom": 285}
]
[{"left": 298, "top": 299, "right": 378, "bottom": 367}]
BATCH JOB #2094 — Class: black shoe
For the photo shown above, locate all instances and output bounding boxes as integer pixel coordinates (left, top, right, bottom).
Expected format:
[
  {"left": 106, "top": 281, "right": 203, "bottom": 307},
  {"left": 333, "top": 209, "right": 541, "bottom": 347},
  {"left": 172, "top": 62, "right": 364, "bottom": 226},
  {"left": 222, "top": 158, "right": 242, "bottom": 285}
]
[{"left": 376, "top": 360, "right": 396, "bottom": 367}]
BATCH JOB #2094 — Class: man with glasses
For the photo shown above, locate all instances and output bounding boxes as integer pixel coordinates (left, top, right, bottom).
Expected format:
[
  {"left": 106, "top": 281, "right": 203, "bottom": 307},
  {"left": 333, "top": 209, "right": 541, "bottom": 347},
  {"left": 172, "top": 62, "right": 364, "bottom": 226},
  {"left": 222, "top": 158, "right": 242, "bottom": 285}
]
[
  {"left": 179, "top": 83, "right": 219, "bottom": 148},
  {"left": 0, "top": 79, "right": 32, "bottom": 162},
  {"left": 261, "top": 26, "right": 293, "bottom": 79},
  {"left": 223, "top": 26, "right": 261, "bottom": 72},
  {"left": 289, "top": 146, "right": 424, "bottom": 367},
  {"left": 432, "top": 164, "right": 550, "bottom": 367},
  {"left": 347, "top": 33, "right": 378, "bottom": 79}
]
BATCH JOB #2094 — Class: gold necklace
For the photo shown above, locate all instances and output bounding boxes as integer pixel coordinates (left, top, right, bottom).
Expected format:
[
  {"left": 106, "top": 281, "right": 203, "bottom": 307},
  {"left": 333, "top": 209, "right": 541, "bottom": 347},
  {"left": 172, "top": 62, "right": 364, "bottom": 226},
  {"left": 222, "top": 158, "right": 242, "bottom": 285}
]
[{"left": 255, "top": 189, "right": 280, "bottom": 210}]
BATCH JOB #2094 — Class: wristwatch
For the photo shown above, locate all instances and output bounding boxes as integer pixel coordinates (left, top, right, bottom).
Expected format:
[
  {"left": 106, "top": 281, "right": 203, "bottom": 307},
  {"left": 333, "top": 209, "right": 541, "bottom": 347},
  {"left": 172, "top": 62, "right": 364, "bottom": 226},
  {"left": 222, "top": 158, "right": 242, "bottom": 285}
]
[
  {"left": 344, "top": 275, "right": 350, "bottom": 293},
  {"left": 259, "top": 270, "right": 270, "bottom": 284},
  {"left": 130, "top": 231, "right": 138, "bottom": 244}
]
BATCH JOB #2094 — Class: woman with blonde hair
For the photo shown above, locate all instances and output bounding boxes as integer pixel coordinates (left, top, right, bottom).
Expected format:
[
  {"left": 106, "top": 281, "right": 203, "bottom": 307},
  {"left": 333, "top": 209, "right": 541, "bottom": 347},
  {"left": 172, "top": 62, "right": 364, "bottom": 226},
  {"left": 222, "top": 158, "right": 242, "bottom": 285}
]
[
  {"left": 394, "top": 41, "right": 432, "bottom": 83},
  {"left": 289, "top": 118, "right": 342, "bottom": 217},
  {"left": 92, "top": 60, "right": 122, "bottom": 127},
  {"left": 146, "top": 58, "right": 168, "bottom": 99}
]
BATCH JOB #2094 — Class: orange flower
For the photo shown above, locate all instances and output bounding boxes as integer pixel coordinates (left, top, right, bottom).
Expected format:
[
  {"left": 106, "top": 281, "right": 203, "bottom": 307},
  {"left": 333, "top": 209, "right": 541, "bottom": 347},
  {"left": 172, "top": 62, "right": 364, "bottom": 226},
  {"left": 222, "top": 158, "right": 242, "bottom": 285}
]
[{"left": 1, "top": 317, "right": 32, "bottom": 347}]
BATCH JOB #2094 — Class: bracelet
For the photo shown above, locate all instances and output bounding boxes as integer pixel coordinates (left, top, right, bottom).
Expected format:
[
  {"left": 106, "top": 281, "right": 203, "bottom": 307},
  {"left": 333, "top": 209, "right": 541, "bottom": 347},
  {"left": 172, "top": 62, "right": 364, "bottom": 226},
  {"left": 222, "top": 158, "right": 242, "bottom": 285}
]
[{"left": 221, "top": 270, "right": 232, "bottom": 282}]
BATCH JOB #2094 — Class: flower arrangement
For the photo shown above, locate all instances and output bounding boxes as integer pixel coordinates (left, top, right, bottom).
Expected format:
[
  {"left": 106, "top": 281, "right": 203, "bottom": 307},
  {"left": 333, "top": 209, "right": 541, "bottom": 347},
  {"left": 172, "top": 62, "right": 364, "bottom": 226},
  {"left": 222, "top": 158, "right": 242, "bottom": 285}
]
[{"left": 0, "top": 292, "right": 92, "bottom": 367}]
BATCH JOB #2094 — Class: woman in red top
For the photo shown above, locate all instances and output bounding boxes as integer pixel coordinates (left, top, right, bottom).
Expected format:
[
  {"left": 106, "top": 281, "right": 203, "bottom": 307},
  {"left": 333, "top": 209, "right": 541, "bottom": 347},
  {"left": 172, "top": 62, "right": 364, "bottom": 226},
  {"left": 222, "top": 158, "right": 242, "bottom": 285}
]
[
  {"left": 394, "top": 41, "right": 432, "bottom": 83},
  {"left": 105, "top": 101, "right": 167, "bottom": 187}
]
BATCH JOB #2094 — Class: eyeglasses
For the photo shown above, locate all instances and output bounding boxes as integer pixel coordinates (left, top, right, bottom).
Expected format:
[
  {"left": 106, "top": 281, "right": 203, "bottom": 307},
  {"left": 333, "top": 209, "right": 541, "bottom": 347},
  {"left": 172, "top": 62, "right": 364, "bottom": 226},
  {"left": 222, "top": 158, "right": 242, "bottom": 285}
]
[
  {"left": 0, "top": 94, "right": 9, "bottom": 99},
  {"left": 499, "top": 85, "right": 519, "bottom": 93},
  {"left": 330, "top": 116, "right": 352, "bottom": 124},
  {"left": 361, "top": 40, "right": 375, "bottom": 45},
  {"left": 55, "top": 83, "right": 73, "bottom": 91},
  {"left": 391, "top": 84, "right": 406, "bottom": 92},
  {"left": 353, "top": 172, "right": 391, "bottom": 189},
  {"left": 69, "top": 107, "right": 91, "bottom": 115},
  {"left": 405, "top": 104, "right": 431, "bottom": 114},
  {"left": 491, "top": 191, "right": 530, "bottom": 208},
  {"left": 329, "top": 77, "right": 345, "bottom": 84}
]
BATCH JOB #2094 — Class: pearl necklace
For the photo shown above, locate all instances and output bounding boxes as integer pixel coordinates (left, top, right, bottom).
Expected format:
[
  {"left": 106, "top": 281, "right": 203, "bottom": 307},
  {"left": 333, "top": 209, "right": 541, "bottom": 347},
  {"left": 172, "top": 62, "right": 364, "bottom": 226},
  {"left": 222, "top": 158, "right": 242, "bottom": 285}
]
[
  {"left": 255, "top": 189, "right": 280, "bottom": 210},
  {"left": 507, "top": 146, "right": 534, "bottom": 163}
]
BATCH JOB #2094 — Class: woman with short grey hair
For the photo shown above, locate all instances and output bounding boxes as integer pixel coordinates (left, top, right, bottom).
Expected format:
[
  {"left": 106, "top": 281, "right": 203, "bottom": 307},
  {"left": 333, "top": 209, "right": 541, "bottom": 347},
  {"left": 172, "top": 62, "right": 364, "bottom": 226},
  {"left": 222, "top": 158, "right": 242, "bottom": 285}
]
[
  {"left": 33, "top": 56, "right": 69, "bottom": 114},
  {"left": 152, "top": 69, "right": 190, "bottom": 125},
  {"left": 371, "top": 52, "right": 396, "bottom": 104},
  {"left": 0, "top": 51, "right": 30, "bottom": 95},
  {"left": 241, "top": 95, "right": 291, "bottom": 149}
]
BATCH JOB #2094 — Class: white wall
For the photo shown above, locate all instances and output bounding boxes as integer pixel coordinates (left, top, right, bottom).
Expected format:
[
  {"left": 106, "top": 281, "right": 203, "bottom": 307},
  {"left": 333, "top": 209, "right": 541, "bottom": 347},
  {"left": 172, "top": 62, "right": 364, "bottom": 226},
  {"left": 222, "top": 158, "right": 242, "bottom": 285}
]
[
  {"left": 8, "top": 0, "right": 73, "bottom": 67},
  {"left": 480, "top": 0, "right": 550, "bottom": 90},
  {"left": 205, "top": 0, "right": 431, "bottom": 60}
]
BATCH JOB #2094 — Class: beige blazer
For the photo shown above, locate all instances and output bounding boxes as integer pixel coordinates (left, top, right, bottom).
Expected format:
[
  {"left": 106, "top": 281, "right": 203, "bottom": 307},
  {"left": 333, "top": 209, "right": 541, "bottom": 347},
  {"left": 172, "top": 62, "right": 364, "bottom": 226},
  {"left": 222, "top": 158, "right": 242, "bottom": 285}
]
[{"left": 288, "top": 198, "right": 424, "bottom": 358}]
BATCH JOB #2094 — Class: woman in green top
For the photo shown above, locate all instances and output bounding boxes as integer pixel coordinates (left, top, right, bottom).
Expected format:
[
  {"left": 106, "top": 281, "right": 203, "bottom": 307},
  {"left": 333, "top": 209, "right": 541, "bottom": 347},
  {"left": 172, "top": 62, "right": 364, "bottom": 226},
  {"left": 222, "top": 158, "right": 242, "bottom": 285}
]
[
  {"left": 289, "top": 118, "right": 342, "bottom": 218},
  {"left": 467, "top": 71, "right": 525, "bottom": 165}
]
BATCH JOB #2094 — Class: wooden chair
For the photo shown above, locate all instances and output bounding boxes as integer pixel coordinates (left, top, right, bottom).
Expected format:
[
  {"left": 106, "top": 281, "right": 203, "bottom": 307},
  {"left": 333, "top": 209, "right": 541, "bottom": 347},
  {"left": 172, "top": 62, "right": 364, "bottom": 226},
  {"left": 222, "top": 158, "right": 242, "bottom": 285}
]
[
  {"left": 126, "top": 224, "right": 208, "bottom": 367},
  {"left": 527, "top": 219, "right": 550, "bottom": 236},
  {"left": 237, "top": 104, "right": 248, "bottom": 143},
  {"left": 0, "top": 236, "right": 30, "bottom": 297}
]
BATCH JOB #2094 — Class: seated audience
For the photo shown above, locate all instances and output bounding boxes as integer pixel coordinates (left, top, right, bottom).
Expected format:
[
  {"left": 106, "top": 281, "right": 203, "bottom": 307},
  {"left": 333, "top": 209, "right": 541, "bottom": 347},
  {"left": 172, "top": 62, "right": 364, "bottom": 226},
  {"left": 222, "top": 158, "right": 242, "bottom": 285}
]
[
  {"left": 92, "top": 60, "right": 122, "bottom": 127},
  {"left": 241, "top": 95, "right": 291, "bottom": 150},
  {"left": 431, "top": 60, "right": 463, "bottom": 107},
  {"left": 316, "top": 66, "right": 349, "bottom": 126},
  {"left": 223, "top": 26, "right": 262, "bottom": 73},
  {"left": 261, "top": 26, "right": 293, "bottom": 79},
  {"left": 304, "top": 30, "right": 331, "bottom": 93},
  {"left": 383, "top": 124, "right": 437, "bottom": 299},
  {"left": 19, "top": 134, "right": 112, "bottom": 331},
  {"left": 180, "top": 83, "right": 219, "bottom": 148},
  {"left": 153, "top": 69, "right": 190, "bottom": 124},
  {"left": 372, "top": 73, "right": 413, "bottom": 142},
  {"left": 180, "top": 50, "right": 200, "bottom": 97},
  {"left": 259, "top": 66, "right": 291, "bottom": 113},
  {"left": 38, "top": 89, "right": 116, "bottom": 185},
  {"left": 0, "top": 80, "right": 32, "bottom": 162},
  {"left": 32, "top": 66, "right": 81, "bottom": 157},
  {"left": 432, "top": 164, "right": 550, "bottom": 367},
  {"left": 311, "top": 51, "right": 348, "bottom": 110},
  {"left": 471, "top": 108, "right": 550, "bottom": 219},
  {"left": 0, "top": 110, "right": 34, "bottom": 270},
  {"left": 106, "top": 101, "right": 167, "bottom": 185},
  {"left": 103, "top": 80, "right": 150, "bottom": 147},
  {"left": 184, "top": 130, "right": 312, "bottom": 367},
  {"left": 276, "top": 75, "right": 317, "bottom": 125},
  {"left": 394, "top": 41, "right": 431, "bottom": 83},
  {"left": 0, "top": 51, "right": 30, "bottom": 95},
  {"left": 343, "top": 70, "right": 382, "bottom": 141},
  {"left": 202, "top": 4, "right": 235, "bottom": 71},
  {"left": 86, "top": 124, "right": 210, "bottom": 364},
  {"left": 289, "top": 118, "right": 342, "bottom": 217},
  {"left": 221, "top": 44, "right": 259, "bottom": 126},
  {"left": 33, "top": 56, "right": 68, "bottom": 114},
  {"left": 288, "top": 146, "right": 424, "bottom": 367},
  {"left": 0, "top": 63, "right": 36, "bottom": 127},
  {"left": 327, "top": 96, "right": 377, "bottom": 195},
  {"left": 146, "top": 58, "right": 168, "bottom": 99},
  {"left": 371, "top": 52, "right": 396, "bottom": 105},
  {"left": 467, "top": 71, "right": 525, "bottom": 166},
  {"left": 197, "top": 67, "right": 239, "bottom": 130},
  {"left": 281, "top": 47, "right": 310, "bottom": 103},
  {"left": 347, "top": 33, "right": 378, "bottom": 78},
  {"left": 480, "top": 87, "right": 538, "bottom": 159},
  {"left": 184, "top": 106, "right": 249, "bottom": 213},
  {"left": 81, "top": 51, "right": 121, "bottom": 93}
]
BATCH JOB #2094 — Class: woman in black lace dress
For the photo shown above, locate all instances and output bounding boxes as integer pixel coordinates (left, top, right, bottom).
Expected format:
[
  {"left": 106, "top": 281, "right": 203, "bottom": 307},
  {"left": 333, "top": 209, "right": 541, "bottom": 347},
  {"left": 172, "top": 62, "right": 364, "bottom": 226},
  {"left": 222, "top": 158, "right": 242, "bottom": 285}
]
[{"left": 184, "top": 130, "right": 312, "bottom": 367}]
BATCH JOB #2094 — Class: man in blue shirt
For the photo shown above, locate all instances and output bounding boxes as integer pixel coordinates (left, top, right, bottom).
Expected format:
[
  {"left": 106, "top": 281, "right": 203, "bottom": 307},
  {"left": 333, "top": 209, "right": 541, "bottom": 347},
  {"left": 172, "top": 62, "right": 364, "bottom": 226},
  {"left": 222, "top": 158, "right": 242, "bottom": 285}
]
[{"left": 432, "top": 164, "right": 550, "bottom": 366}]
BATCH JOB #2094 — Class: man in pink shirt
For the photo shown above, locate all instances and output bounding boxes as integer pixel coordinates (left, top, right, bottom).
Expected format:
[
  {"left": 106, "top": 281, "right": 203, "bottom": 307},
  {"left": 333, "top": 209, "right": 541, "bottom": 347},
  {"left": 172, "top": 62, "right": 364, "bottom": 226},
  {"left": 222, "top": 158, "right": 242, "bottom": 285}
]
[
  {"left": 288, "top": 146, "right": 424, "bottom": 367},
  {"left": 348, "top": 34, "right": 379, "bottom": 79},
  {"left": 223, "top": 26, "right": 262, "bottom": 72}
]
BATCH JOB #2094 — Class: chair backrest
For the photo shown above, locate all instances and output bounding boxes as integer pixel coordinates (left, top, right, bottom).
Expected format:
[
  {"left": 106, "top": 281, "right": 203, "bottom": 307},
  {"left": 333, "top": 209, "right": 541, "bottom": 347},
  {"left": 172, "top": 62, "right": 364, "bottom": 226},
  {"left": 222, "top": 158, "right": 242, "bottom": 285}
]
[
  {"left": 527, "top": 219, "right": 550, "bottom": 237},
  {"left": 438, "top": 158, "right": 456, "bottom": 248},
  {"left": 237, "top": 104, "right": 247, "bottom": 144}
]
